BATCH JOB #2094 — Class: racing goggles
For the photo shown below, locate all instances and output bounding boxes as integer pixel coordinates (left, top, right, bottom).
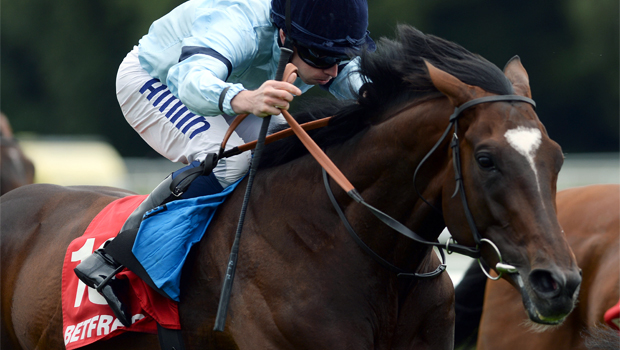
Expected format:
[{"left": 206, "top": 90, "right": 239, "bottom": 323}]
[{"left": 295, "top": 44, "right": 349, "bottom": 69}]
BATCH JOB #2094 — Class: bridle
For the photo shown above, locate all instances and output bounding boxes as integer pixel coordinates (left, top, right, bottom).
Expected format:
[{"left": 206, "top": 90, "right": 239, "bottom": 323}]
[
  {"left": 443, "top": 95, "right": 535, "bottom": 279},
  {"left": 324, "top": 94, "right": 536, "bottom": 280},
  {"left": 215, "top": 76, "right": 536, "bottom": 280}
]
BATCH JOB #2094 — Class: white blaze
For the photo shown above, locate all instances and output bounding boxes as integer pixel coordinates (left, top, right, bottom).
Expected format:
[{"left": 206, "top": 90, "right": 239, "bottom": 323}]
[{"left": 504, "top": 126, "right": 543, "bottom": 197}]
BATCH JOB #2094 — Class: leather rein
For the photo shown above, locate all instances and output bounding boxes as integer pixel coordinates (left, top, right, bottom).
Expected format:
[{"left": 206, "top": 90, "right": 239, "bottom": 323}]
[{"left": 217, "top": 69, "right": 535, "bottom": 280}]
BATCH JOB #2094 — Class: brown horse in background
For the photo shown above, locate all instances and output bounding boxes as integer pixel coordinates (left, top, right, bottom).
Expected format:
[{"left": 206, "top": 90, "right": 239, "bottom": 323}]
[
  {"left": 477, "top": 184, "right": 620, "bottom": 350},
  {"left": 0, "top": 113, "right": 35, "bottom": 194},
  {"left": 2, "top": 26, "right": 581, "bottom": 349}
]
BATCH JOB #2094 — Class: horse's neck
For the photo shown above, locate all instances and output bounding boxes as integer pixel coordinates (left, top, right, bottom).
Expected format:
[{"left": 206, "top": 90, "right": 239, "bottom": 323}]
[{"left": 258, "top": 98, "right": 453, "bottom": 272}]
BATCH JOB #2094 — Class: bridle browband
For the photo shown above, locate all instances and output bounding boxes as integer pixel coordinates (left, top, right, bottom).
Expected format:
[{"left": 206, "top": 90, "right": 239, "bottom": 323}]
[{"left": 324, "top": 94, "right": 535, "bottom": 280}]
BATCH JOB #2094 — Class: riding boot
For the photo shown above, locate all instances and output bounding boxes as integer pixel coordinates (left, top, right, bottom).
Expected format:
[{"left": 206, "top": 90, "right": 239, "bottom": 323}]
[
  {"left": 119, "top": 174, "right": 177, "bottom": 233},
  {"left": 105, "top": 162, "right": 224, "bottom": 301},
  {"left": 75, "top": 157, "right": 219, "bottom": 311},
  {"left": 74, "top": 175, "right": 177, "bottom": 324},
  {"left": 73, "top": 249, "right": 132, "bottom": 327}
]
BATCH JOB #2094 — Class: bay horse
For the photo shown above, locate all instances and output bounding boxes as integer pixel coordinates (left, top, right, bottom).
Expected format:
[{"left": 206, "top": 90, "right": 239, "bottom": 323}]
[
  {"left": 1, "top": 25, "right": 581, "bottom": 349},
  {"left": 477, "top": 184, "right": 620, "bottom": 350},
  {"left": 0, "top": 112, "right": 35, "bottom": 194}
]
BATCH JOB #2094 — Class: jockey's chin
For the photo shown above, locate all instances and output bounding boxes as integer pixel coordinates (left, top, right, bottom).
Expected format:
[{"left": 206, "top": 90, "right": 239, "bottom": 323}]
[
  {"left": 291, "top": 56, "right": 337, "bottom": 86},
  {"left": 297, "top": 69, "right": 334, "bottom": 86}
]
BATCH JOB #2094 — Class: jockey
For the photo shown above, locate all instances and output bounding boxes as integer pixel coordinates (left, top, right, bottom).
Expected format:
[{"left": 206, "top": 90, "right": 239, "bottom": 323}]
[{"left": 74, "top": 0, "right": 375, "bottom": 327}]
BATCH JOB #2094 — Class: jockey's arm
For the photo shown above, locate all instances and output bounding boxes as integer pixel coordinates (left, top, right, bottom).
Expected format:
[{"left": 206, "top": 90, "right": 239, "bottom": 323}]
[
  {"left": 166, "top": 50, "right": 301, "bottom": 118},
  {"left": 166, "top": 54, "right": 245, "bottom": 117},
  {"left": 230, "top": 73, "right": 300, "bottom": 118}
]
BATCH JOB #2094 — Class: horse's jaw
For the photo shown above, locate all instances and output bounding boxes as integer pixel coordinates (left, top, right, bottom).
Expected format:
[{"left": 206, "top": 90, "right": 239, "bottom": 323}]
[{"left": 507, "top": 272, "right": 579, "bottom": 326}]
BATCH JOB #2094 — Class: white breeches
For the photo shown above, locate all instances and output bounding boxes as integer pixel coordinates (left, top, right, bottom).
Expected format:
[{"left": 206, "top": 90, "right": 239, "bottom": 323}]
[{"left": 116, "top": 47, "right": 284, "bottom": 188}]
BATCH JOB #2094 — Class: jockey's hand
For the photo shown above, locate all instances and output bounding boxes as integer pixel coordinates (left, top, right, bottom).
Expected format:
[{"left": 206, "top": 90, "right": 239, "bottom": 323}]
[{"left": 230, "top": 73, "right": 300, "bottom": 118}]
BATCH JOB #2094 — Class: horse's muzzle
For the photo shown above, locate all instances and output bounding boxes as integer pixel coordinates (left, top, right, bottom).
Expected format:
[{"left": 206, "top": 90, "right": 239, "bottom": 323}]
[{"left": 514, "top": 268, "right": 582, "bottom": 325}]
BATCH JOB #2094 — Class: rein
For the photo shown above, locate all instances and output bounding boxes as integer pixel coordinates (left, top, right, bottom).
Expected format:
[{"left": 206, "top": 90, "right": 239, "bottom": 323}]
[
  {"left": 323, "top": 168, "right": 447, "bottom": 278},
  {"left": 218, "top": 93, "right": 536, "bottom": 280}
]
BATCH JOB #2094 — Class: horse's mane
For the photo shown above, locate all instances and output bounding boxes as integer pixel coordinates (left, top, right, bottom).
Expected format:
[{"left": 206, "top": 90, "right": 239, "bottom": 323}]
[{"left": 259, "top": 25, "right": 514, "bottom": 168}]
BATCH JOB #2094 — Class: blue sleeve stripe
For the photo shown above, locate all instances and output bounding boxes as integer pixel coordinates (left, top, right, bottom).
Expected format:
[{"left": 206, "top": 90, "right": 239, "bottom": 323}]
[{"left": 179, "top": 46, "right": 233, "bottom": 81}]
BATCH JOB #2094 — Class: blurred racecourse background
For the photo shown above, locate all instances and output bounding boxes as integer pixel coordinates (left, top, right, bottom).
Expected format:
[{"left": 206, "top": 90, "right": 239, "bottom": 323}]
[{"left": 3, "top": 0, "right": 618, "bottom": 156}]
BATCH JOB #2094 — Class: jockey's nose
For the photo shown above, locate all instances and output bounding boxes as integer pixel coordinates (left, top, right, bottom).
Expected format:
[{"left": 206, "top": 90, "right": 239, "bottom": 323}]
[{"left": 324, "top": 64, "right": 338, "bottom": 78}]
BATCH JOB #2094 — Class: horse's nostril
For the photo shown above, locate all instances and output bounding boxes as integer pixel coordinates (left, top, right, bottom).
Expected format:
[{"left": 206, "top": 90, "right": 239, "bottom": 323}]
[{"left": 529, "top": 269, "right": 561, "bottom": 296}]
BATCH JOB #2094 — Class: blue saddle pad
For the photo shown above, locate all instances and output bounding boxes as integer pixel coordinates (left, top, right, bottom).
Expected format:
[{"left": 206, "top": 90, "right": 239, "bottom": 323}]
[{"left": 132, "top": 178, "right": 242, "bottom": 301}]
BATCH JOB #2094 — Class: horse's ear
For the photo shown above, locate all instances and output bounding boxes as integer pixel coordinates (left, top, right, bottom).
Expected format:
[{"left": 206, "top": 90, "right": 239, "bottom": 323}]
[
  {"left": 424, "top": 60, "right": 484, "bottom": 107},
  {"left": 503, "top": 56, "right": 532, "bottom": 98}
]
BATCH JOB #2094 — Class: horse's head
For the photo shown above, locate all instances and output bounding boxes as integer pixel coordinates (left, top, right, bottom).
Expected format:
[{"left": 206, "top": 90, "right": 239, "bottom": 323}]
[{"left": 426, "top": 58, "right": 581, "bottom": 325}]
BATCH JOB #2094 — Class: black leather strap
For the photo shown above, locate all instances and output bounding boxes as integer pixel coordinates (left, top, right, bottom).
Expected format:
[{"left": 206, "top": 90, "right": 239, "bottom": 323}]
[
  {"left": 448, "top": 95, "right": 536, "bottom": 122},
  {"left": 157, "top": 323, "right": 186, "bottom": 350},
  {"left": 169, "top": 153, "right": 218, "bottom": 197},
  {"left": 104, "top": 227, "right": 172, "bottom": 299},
  {"left": 218, "top": 86, "right": 231, "bottom": 114},
  {"left": 323, "top": 169, "right": 448, "bottom": 278},
  {"left": 408, "top": 94, "right": 537, "bottom": 257}
]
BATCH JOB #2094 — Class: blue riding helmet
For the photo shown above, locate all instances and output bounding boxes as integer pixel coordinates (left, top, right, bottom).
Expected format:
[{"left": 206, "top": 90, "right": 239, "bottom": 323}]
[{"left": 271, "top": 0, "right": 376, "bottom": 56}]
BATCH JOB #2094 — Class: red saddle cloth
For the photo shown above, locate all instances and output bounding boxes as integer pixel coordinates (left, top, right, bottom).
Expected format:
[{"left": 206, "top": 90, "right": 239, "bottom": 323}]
[{"left": 61, "top": 195, "right": 181, "bottom": 350}]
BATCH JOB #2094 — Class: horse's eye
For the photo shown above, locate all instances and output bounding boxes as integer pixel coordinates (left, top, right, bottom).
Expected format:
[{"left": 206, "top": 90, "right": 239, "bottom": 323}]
[{"left": 477, "top": 155, "right": 495, "bottom": 170}]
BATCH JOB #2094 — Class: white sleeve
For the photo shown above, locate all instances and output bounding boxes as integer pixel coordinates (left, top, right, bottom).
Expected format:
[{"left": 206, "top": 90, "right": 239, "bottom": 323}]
[
  {"left": 166, "top": 6, "right": 259, "bottom": 116},
  {"left": 167, "top": 55, "right": 245, "bottom": 117}
]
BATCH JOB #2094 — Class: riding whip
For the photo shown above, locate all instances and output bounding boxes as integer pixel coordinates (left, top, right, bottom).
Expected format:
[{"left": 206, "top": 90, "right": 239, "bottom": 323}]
[{"left": 213, "top": 39, "right": 294, "bottom": 333}]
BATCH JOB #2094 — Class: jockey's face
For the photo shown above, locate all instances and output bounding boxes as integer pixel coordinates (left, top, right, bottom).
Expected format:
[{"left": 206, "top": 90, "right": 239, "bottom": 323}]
[
  {"left": 279, "top": 29, "right": 342, "bottom": 86},
  {"left": 290, "top": 50, "right": 339, "bottom": 86}
]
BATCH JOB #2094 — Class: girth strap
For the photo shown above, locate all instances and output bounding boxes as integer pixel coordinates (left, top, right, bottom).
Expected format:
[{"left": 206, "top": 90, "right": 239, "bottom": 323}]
[{"left": 157, "top": 323, "right": 186, "bottom": 350}]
